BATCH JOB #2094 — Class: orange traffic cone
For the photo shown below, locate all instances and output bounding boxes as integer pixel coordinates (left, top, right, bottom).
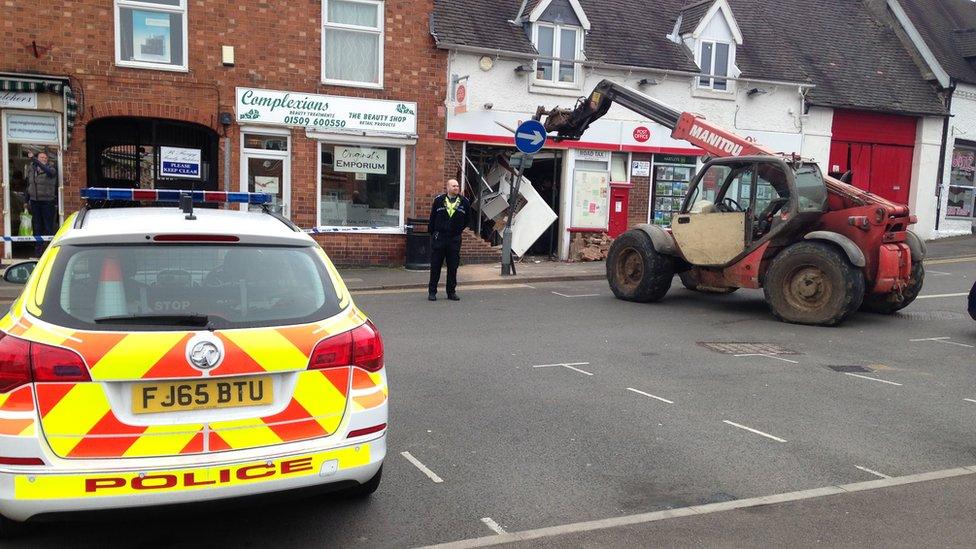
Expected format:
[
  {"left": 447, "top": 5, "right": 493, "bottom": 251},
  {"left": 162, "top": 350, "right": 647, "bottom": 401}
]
[{"left": 94, "top": 254, "right": 126, "bottom": 319}]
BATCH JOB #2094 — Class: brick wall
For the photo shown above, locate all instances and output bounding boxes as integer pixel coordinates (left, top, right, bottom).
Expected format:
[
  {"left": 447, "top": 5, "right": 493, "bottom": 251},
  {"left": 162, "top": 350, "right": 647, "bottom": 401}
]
[
  {"left": 629, "top": 153, "right": 652, "bottom": 227},
  {"left": 2, "top": 0, "right": 448, "bottom": 265}
]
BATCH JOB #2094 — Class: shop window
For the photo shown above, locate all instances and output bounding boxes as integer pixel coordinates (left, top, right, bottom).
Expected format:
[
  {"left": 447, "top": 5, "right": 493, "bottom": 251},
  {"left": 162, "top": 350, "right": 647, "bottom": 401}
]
[
  {"left": 611, "top": 152, "right": 629, "bottom": 182},
  {"left": 698, "top": 40, "right": 731, "bottom": 91},
  {"left": 533, "top": 23, "right": 582, "bottom": 86},
  {"left": 115, "top": 0, "right": 187, "bottom": 71},
  {"left": 319, "top": 144, "right": 402, "bottom": 229},
  {"left": 322, "top": 0, "right": 384, "bottom": 87},
  {"left": 948, "top": 146, "right": 976, "bottom": 219}
]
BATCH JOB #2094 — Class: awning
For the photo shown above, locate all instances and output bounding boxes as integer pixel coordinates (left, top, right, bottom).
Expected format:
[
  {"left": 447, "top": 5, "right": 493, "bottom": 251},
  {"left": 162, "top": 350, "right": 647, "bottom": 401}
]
[{"left": 0, "top": 75, "right": 79, "bottom": 145}]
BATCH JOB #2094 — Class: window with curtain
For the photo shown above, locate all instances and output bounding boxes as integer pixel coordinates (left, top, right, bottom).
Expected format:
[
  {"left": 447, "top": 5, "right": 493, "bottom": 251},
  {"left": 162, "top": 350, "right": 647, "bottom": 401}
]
[
  {"left": 698, "top": 40, "right": 731, "bottom": 91},
  {"left": 322, "top": 0, "right": 383, "bottom": 87},
  {"left": 115, "top": 0, "right": 187, "bottom": 70},
  {"left": 533, "top": 23, "right": 581, "bottom": 86}
]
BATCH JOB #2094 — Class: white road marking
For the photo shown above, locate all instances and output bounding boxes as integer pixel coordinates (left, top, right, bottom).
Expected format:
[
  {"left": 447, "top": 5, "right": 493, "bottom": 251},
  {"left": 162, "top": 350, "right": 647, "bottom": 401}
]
[
  {"left": 844, "top": 373, "right": 903, "bottom": 386},
  {"left": 626, "top": 387, "right": 674, "bottom": 404},
  {"left": 532, "top": 362, "right": 594, "bottom": 376},
  {"left": 925, "top": 270, "right": 952, "bottom": 276},
  {"left": 401, "top": 451, "right": 444, "bottom": 483},
  {"left": 964, "top": 398, "right": 976, "bottom": 404},
  {"left": 356, "top": 284, "right": 533, "bottom": 295},
  {"left": 551, "top": 291, "right": 601, "bottom": 298},
  {"left": 909, "top": 337, "right": 975, "bottom": 348},
  {"left": 523, "top": 284, "right": 536, "bottom": 289},
  {"left": 926, "top": 256, "right": 976, "bottom": 265},
  {"left": 480, "top": 517, "right": 507, "bottom": 535},
  {"left": 419, "top": 466, "right": 976, "bottom": 549},
  {"left": 916, "top": 292, "right": 969, "bottom": 299},
  {"left": 733, "top": 353, "right": 799, "bottom": 364},
  {"left": 722, "top": 420, "right": 787, "bottom": 443},
  {"left": 855, "top": 465, "right": 891, "bottom": 479}
]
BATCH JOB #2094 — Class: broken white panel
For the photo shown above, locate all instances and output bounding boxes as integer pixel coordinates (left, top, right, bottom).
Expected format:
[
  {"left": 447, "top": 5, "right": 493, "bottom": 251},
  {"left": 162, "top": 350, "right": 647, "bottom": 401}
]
[{"left": 485, "top": 165, "right": 558, "bottom": 256}]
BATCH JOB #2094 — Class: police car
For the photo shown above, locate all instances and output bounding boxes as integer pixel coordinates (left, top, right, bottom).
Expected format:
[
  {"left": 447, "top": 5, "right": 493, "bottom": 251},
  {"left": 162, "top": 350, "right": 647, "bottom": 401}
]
[{"left": 0, "top": 189, "right": 387, "bottom": 534}]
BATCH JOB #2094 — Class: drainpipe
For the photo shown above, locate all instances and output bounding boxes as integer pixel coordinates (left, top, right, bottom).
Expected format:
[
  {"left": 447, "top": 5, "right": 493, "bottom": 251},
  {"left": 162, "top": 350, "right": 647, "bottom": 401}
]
[{"left": 934, "top": 83, "right": 955, "bottom": 231}]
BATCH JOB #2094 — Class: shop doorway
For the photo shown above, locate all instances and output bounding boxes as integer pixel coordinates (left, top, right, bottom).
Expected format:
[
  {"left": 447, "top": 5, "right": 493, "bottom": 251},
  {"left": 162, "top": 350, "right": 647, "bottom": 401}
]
[
  {"left": 463, "top": 145, "right": 563, "bottom": 260},
  {"left": 522, "top": 154, "right": 561, "bottom": 258},
  {"left": 2, "top": 111, "right": 63, "bottom": 258},
  {"left": 241, "top": 131, "right": 290, "bottom": 216},
  {"left": 86, "top": 117, "right": 219, "bottom": 191}
]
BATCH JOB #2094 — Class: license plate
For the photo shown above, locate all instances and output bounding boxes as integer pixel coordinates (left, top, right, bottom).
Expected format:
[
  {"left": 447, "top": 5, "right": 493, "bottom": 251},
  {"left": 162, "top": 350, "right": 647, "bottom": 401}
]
[{"left": 132, "top": 377, "right": 273, "bottom": 414}]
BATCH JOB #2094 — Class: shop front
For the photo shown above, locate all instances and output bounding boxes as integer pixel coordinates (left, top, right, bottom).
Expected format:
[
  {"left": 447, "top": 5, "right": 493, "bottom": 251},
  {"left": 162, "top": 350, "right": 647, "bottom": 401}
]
[
  {"left": 234, "top": 88, "right": 418, "bottom": 262},
  {"left": 947, "top": 141, "right": 976, "bottom": 224},
  {"left": 0, "top": 74, "right": 78, "bottom": 258}
]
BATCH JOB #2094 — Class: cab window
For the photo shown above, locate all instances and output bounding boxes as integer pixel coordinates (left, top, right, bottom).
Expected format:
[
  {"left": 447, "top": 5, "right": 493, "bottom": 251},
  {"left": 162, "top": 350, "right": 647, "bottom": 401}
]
[{"left": 40, "top": 245, "right": 342, "bottom": 331}]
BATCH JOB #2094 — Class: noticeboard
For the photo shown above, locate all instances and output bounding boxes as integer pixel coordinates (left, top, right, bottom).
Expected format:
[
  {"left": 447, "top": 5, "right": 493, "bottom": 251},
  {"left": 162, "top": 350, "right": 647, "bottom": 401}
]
[{"left": 571, "top": 170, "right": 610, "bottom": 230}]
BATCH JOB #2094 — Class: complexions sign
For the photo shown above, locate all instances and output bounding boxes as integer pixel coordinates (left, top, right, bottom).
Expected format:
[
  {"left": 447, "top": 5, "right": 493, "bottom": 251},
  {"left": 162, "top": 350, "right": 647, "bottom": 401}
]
[{"left": 236, "top": 88, "right": 417, "bottom": 136}]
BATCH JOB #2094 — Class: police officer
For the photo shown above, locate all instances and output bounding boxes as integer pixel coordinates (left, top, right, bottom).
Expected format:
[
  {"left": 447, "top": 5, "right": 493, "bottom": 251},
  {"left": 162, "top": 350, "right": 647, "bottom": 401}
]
[{"left": 428, "top": 179, "right": 470, "bottom": 301}]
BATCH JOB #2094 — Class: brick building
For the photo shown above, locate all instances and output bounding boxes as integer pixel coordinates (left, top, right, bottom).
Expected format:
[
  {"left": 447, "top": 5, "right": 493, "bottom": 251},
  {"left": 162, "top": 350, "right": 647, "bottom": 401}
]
[{"left": 1, "top": 0, "right": 449, "bottom": 265}]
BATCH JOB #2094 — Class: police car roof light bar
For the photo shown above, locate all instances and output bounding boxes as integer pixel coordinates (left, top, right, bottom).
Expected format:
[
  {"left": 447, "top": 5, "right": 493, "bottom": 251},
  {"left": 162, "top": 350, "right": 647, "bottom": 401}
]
[{"left": 80, "top": 188, "right": 273, "bottom": 205}]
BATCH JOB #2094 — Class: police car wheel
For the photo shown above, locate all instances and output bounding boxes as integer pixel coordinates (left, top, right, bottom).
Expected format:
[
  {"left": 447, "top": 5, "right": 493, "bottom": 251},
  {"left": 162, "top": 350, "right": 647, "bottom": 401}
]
[
  {"left": 343, "top": 466, "right": 382, "bottom": 498},
  {"left": 0, "top": 514, "right": 26, "bottom": 539}
]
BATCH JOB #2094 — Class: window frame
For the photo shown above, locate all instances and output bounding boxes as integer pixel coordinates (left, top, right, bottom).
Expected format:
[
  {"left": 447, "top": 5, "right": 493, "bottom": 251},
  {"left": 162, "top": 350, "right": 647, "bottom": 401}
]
[
  {"left": 315, "top": 140, "right": 406, "bottom": 234},
  {"left": 532, "top": 22, "right": 583, "bottom": 88},
  {"left": 696, "top": 39, "right": 733, "bottom": 92},
  {"left": 239, "top": 127, "right": 292, "bottom": 218},
  {"left": 114, "top": 0, "right": 189, "bottom": 72},
  {"left": 321, "top": 0, "right": 385, "bottom": 90}
]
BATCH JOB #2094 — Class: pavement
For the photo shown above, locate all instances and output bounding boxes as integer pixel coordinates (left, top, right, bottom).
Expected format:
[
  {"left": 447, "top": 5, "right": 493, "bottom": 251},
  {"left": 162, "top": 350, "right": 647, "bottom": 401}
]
[
  {"left": 13, "top": 253, "right": 976, "bottom": 547},
  {"left": 336, "top": 234, "right": 976, "bottom": 293}
]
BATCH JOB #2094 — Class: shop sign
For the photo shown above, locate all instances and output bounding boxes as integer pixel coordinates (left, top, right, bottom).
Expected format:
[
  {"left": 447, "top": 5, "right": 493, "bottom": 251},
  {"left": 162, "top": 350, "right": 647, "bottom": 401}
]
[
  {"left": 631, "top": 161, "right": 651, "bottom": 177},
  {"left": 333, "top": 146, "right": 388, "bottom": 175},
  {"left": 236, "top": 88, "right": 417, "bottom": 136},
  {"left": 160, "top": 146, "right": 202, "bottom": 179},
  {"left": 6, "top": 113, "right": 58, "bottom": 143},
  {"left": 0, "top": 92, "right": 38, "bottom": 109},
  {"left": 576, "top": 149, "right": 611, "bottom": 162},
  {"left": 655, "top": 154, "right": 697, "bottom": 165}
]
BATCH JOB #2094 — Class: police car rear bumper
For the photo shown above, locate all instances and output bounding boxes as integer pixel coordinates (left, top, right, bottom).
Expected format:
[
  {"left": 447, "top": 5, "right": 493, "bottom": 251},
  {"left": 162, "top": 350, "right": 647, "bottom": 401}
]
[{"left": 0, "top": 433, "right": 385, "bottom": 522}]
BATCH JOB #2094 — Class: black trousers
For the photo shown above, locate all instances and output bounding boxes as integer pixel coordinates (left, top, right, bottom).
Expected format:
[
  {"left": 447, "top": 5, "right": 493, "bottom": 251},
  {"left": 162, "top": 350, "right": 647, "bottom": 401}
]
[
  {"left": 30, "top": 200, "right": 57, "bottom": 256},
  {"left": 428, "top": 235, "right": 461, "bottom": 296}
]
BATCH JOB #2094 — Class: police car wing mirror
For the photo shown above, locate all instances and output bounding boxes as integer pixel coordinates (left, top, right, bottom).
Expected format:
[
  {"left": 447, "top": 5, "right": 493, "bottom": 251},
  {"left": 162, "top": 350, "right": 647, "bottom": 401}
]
[{"left": 3, "top": 260, "right": 38, "bottom": 285}]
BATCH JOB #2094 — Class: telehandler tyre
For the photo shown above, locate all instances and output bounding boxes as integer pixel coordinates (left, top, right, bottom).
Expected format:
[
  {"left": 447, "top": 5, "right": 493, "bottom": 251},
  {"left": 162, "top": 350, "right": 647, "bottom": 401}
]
[
  {"left": 606, "top": 229, "right": 673, "bottom": 302},
  {"left": 679, "top": 271, "right": 738, "bottom": 294},
  {"left": 763, "top": 242, "right": 864, "bottom": 326},
  {"left": 860, "top": 260, "right": 924, "bottom": 314}
]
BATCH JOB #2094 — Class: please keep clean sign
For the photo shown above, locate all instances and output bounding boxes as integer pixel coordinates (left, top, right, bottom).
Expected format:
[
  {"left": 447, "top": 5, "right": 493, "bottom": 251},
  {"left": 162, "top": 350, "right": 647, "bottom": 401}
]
[{"left": 160, "top": 146, "right": 202, "bottom": 179}]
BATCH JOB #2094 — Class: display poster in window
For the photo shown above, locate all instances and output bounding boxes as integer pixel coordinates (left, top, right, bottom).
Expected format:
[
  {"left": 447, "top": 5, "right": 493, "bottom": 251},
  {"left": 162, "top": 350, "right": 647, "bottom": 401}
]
[
  {"left": 631, "top": 161, "right": 651, "bottom": 178},
  {"left": 571, "top": 170, "right": 610, "bottom": 230},
  {"left": 253, "top": 176, "right": 279, "bottom": 195},
  {"left": 159, "top": 146, "right": 201, "bottom": 179},
  {"left": 333, "top": 146, "right": 388, "bottom": 175},
  {"left": 131, "top": 10, "right": 172, "bottom": 64},
  {"left": 949, "top": 148, "right": 976, "bottom": 218},
  {"left": 651, "top": 157, "right": 696, "bottom": 226},
  {"left": 6, "top": 114, "right": 58, "bottom": 143}
]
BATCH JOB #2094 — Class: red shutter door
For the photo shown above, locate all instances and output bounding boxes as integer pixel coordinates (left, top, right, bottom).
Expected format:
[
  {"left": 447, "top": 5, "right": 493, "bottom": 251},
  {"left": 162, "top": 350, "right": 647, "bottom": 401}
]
[
  {"left": 869, "top": 145, "right": 913, "bottom": 205},
  {"left": 849, "top": 143, "right": 873, "bottom": 193}
]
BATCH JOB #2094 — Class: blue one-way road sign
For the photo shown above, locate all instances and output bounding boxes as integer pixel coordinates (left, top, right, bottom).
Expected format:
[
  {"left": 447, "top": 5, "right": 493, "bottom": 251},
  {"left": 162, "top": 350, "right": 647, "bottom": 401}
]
[{"left": 514, "top": 120, "right": 547, "bottom": 155}]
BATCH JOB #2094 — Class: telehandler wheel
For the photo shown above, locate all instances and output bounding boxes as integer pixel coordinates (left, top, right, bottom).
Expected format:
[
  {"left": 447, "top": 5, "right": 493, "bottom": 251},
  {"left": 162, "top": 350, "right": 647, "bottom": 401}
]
[
  {"left": 606, "top": 229, "right": 673, "bottom": 302},
  {"left": 860, "top": 260, "right": 925, "bottom": 314},
  {"left": 763, "top": 242, "right": 864, "bottom": 326},
  {"left": 679, "top": 271, "right": 738, "bottom": 294}
]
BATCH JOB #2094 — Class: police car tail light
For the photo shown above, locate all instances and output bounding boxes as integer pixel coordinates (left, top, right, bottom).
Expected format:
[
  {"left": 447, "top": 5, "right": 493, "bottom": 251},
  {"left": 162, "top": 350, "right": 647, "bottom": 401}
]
[
  {"left": 351, "top": 320, "right": 384, "bottom": 372},
  {"left": 30, "top": 342, "right": 91, "bottom": 383},
  {"left": 308, "top": 321, "right": 384, "bottom": 372},
  {"left": 0, "top": 333, "right": 32, "bottom": 393},
  {"left": 309, "top": 332, "right": 353, "bottom": 370}
]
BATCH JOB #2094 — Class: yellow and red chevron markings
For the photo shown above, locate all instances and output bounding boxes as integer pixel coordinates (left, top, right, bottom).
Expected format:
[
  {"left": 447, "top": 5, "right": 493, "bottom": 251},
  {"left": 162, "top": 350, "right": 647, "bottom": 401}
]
[
  {"left": 35, "top": 368, "right": 352, "bottom": 458},
  {"left": 0, "top": 301, "right": 387, "bottom": 459},
  {"left": 0, "top": 386, "right": 36, "bottom": 437}
]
